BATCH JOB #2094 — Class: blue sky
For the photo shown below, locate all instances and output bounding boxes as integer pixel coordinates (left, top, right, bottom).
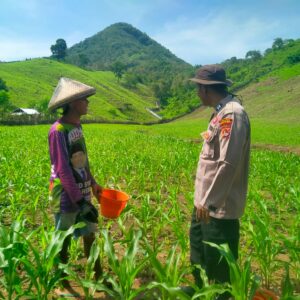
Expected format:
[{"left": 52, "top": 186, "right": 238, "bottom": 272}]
[{"left": 0, "top": 0, "right": 299, "bottom": 65}]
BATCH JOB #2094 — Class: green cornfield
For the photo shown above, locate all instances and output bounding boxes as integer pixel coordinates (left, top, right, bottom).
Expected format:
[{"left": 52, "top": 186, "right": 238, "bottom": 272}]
[{"left": 0, "top": 123, "right": 299, "bottom": 299}]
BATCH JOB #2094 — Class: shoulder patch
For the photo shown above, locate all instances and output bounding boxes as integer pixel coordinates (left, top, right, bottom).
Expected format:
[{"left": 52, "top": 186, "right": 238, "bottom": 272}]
[
  {"left": 219, "top": 117, "right": 233, "bottom": 139},
  {"left": 201, "top": 131, "right": 211, "bottom": 141}
]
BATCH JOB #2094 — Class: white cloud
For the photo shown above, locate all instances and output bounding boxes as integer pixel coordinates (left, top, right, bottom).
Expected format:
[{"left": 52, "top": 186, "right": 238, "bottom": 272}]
[
  {"left": 152, "top": 12, "right": 281, "bottom": 65},
  {"left": 0, "top": 38, "right": 51, "bottom": 61}
]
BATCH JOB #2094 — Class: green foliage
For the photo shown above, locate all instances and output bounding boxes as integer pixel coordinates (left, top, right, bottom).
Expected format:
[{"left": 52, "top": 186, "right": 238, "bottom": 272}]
[
  {"left": 65, "top": 22, "right": 197, "bottom": 115},
  {"left": 0, "top": 221, "right": 28, "bottom": 300},
  {"left": 122, "top": 72, "right": 141, "bottom": 89},
  {"left": 2, "top": 29, "right": 300, "bottom": 123},
  {"left": 245, "top": 50, "right": 262, "bottom": 60},
  {"left": 0, "top": 78, "right": 8, "bottom": 91},
  {"left": 222, "top": 38, "right": 300, "bottom": 91},
  {"left": 102, "top": 228, "right": 148, "bottom": 299},
  {"left": 0, "top": 90, "right": 12, "bottom": 114},
  {"left": 50, "top": 38, "right": 67, "bottom": 60},
  {"left": 111, "top": 61, "right": 127, "bottom": 82},
  {"left": 0, "top": 122, "right": 299, "bottom": 298},
  {"left": 272, "top": 37, "right": 284, "bottom": 50},
  {"left": 205, "top": 243, "right": 260, "bottom": 300},
  {"left": 0, "top": 58, "right": 158, "bottom": 123},
  {"left": 152, "top": 80, "right": 172, "bottom": 107}
]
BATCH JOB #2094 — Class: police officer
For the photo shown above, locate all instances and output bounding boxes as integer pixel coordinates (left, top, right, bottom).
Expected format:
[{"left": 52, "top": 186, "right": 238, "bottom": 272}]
[{"left": 188, "top": 65, "right": 251, "bottom": 299}]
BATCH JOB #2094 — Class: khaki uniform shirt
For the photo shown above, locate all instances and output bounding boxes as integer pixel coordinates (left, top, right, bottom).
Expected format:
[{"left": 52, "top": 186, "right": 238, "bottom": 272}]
[{"left": 194, "top": 95, "right": 250, "bottom": 219}]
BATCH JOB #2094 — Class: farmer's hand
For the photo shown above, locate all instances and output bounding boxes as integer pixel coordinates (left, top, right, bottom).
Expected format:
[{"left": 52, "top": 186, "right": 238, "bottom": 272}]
[
  {"left": 196, "top": 205, "right": 210, "bottom": 223},
  {"left": 92, "top": 183, "right": 102, "bottom": 200},
  {"left": 77, "top": 199, "right": 99, "bottom": 223}
]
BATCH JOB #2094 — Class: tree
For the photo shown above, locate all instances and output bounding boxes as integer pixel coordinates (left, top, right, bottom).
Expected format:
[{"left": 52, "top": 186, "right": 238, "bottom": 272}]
[
  {"left": 0, "top": 78, "right": 8, "bottom": 91},
  {"left": 30, "top": 98, "right": 55, "bottom": 117},
  {"left": 50, "top": 39, "right": 67, "bottom": 60},
  {"left": 152, "top": 80, "right": 171, "bottom": 107},
  {"left": 264, "top": 48, "right": 272, "bottom": 56},
  {"left": 111, "top": 61, "right": 127, "bottom": 82},
  {"left": 0, "top": 90, "right": 12, "bottom": 115},
  {"left": 272, "top": 38, "right": 284, "bottom": 50},
  {"left": 123, "top": 72, "right": 140, "bottom": 89},
  {"left": 78, "top": 53, "right": 90, "bottom": 67},
  {"left": 0, "top": 78, "right": 11, "bottom": 117},
  {"left": 245, "top": 50, "right": 262, "bottom": 61}
]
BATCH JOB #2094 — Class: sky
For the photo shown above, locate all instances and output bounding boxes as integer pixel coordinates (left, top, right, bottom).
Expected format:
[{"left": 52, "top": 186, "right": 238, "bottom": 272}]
[{"left": 0, "top": 0, "right": 300, "bottom": 65}]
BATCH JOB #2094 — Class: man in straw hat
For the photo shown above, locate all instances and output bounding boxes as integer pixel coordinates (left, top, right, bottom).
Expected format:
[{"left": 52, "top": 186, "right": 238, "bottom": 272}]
[
  {"left": 184, "top": 65, "right": 251, "bottom": 299},
  {"left": 48, "top": 77, "right": 104, "bottom": 292}
]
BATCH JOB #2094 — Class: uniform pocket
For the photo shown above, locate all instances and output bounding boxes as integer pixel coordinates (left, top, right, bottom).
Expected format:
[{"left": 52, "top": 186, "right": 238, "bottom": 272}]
[{"left": 201, "top": 127, "right": 218, "bottom": 159}]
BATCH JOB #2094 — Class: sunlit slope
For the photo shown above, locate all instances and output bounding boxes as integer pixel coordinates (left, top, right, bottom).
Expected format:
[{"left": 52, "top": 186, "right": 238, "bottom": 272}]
[
  {"left": 0, "top": 58, "right": 157, "bottom": 122},
  {"left": 178, "top": 64, "right": 300, "bottom": 124}
]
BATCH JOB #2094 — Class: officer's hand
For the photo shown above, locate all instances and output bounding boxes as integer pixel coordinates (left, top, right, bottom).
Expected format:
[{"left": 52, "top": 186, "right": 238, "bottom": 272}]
[
  {"left": 77, "top": 199, "right": 99, "bottom": 223},
  {"left": 196, "top": 205, "right": 210, "bottom": 223},
  {"left": 92, "top": 183, "right": 103, "bottom": 200}
]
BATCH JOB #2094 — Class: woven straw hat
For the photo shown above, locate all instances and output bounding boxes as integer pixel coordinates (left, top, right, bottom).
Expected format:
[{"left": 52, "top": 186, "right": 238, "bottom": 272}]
[
  {"left": 190, "top": 64, "right": 232, "bottom": 86},
  {"left": 48, "top": 77, "right": 96, "bottom": 111}
]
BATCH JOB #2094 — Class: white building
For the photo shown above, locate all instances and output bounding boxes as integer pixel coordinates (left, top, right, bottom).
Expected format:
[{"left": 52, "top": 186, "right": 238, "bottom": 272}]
[{"left": 11, "top": 108, "right": 40, "bottom": 115}]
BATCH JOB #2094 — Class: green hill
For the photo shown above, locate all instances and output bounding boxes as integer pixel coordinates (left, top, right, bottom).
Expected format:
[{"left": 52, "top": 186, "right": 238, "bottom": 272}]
[
  {"left": 178, "top": 63, "right": 300, "bottom": 124},
  {"left": 222, "top": 38, "right": 300, "bottom": 90},
  {"left": 66, "top": 22, "right": 192, "bottom": 78},
  {"left": 180, "top": 38, "right": 300, "bottom": 124},
  {"left": 66, "top": 28, "right": 300, "bottom": 119},
  {"left": 65, "top": 22, "right": 199, "bottom": 118},
  {"left": 0, "top": 58, "right": 158, "bottom": 123},
  {"left": 1, "top": 27, "right": 300, "bottom": 124}
]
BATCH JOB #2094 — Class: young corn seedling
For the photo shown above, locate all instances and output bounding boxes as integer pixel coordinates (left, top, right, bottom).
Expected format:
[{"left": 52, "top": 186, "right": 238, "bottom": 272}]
[
  {"left": 205, "top": 242, "right": 260, "bottom": 300},
  {"left": 102, "top": 228, "right": 148, "bottom": 300},
  {"left": 144, "top": 241, "right": 192, "bottom": 300},
  {"left": 191, "top": 266, "right": 230, "bottom": 300},
  {"left": 19, "top": 223, "right": 83, "bottom": 299},
  {"left": 0, "top": 220, "right": 28, "bottom": 300},
  {"left": 247, "top": 213, "right": 280, "bottom": 288},
  {"left": 280, "top": 263, "right": 298, "bottom": 299},
  {"left": 61, "top": 236, "right": 113, "bottom": 300}
]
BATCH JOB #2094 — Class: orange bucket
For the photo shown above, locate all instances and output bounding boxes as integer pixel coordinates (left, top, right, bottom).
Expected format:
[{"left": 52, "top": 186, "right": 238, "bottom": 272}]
[
  {"left": 253, "top": 288, "right": 278, "bottom": 300},
  {"left": 99, "top": 189, "right": 129, "bottom": 219}
]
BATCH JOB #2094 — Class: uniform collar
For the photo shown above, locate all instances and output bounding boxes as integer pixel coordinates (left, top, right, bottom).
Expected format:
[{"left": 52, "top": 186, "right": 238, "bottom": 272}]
[{"left": 214, "top": 94, "right": 233, "bottom": 113}]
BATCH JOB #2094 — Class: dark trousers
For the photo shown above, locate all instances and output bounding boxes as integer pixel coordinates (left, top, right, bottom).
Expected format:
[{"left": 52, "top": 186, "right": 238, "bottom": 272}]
[{"left": 189, "top": 208, "right": 239, "bottom": 299}]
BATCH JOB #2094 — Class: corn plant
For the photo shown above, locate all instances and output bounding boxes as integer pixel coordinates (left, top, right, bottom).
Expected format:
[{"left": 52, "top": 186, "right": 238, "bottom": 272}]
[
  {"left": 102, "top": 227, "right": 148, "bottom": 299},
  {"left": 0, "top": 220, "right": 28, "bottom": 300},
  {"left": 61, "top": 236, "right": 113, "bottom": 299},
  {"left": 280, "top": 264, "right": 298, "bottom": 299},
  {"left": 191, "top": 267, "right": 230, "bottom": 300},
  {"left": 19, "top": 223, "right": 83, "bottom": 299},
  {"left": 144, "top": 241, "right": 191, "bottom": 299},
  {"left": 246, "top": 207, "right": 281, "bottom": 287},
  {"left": 205, "top": 242, "right": 260, "bottom": 300}
]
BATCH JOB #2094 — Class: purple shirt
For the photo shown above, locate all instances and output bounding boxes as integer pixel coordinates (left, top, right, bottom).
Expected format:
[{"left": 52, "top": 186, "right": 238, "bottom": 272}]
[{"left": 48, "top": 119, "right": 95, "bottom": 213}]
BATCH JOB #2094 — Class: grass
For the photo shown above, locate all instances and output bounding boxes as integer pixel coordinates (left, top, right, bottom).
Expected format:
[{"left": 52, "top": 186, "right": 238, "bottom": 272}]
[
  {"left": 1, "top": 56, "right": 300, "bottom": 126},
  {"left": 0, "top": 58, "right": 157, "bottom": 123},
  {"left": 0, "top": 120, "right": 299, "bottom": 298}
]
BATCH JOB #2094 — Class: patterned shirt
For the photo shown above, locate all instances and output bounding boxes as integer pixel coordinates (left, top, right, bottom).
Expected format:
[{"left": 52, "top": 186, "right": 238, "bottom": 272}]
[{"left": 48, "top": 119, "right": 95, "bottom": 213}]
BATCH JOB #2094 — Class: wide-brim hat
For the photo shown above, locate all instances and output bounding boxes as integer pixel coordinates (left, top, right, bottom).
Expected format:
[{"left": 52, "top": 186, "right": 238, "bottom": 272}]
[
  {"left": 190, "top": 64, "right": 233, "bottom": 86},
  {"left": 48, "top": 77, "right": 96, "bottom": 111}
]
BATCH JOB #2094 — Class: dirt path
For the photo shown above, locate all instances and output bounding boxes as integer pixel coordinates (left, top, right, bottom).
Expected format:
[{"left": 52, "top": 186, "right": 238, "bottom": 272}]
[
  {"left": 252, "top": 143, "right": 300, "bottom": 155},
  {"left": 188, "top": 139, "right": 300, "bottom": 155}
]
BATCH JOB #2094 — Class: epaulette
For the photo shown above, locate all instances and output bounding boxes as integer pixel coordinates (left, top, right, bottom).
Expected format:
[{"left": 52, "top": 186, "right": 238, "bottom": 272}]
[{"left": 215, "top": 103, "right": 223, "bottom": 112}]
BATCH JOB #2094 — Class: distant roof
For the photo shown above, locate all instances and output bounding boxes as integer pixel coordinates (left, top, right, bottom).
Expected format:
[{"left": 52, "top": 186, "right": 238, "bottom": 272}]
[{"left": 12, "top": 108, "right": 40, "bottom": 115}]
